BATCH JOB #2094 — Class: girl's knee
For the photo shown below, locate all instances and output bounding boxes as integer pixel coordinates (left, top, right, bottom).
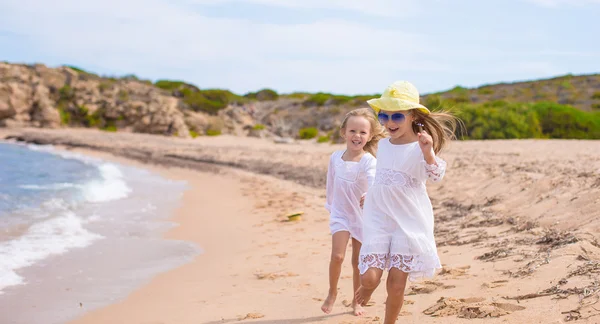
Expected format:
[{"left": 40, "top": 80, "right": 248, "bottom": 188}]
[
  {"left": 360, "top": 273, "right": 380, "bottom": 289},
  {"left": 387, "top": 273, "right": 408, "bottom": 294},
  {"left": 330, "top": 253, "right": 344, "bottom": 264}
]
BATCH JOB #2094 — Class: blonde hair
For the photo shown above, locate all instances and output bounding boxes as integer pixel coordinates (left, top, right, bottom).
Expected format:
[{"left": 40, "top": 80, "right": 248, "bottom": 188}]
[
  {"left": 340, "top": 108, "right": 386, "bottom": 157},
  {"left": 410, "top": 109, "right": 460, "bottom": 154}
]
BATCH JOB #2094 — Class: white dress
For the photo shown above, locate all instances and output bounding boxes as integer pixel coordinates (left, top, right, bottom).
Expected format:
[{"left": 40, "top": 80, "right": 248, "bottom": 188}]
[
  {"left": 358, "top": 138, "right": 446, "bottom": 281},
  {"left": 325, "top": 150, "right": 377, "bottom": 243}
]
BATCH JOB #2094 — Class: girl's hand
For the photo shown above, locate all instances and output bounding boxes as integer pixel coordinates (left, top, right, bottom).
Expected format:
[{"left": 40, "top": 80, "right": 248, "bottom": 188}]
[
  {"left": 418, "top": 130, "right": 436, "bottom": 164},
  {"left": 418, "top": 130, "right": 433, "bottom": 154}
]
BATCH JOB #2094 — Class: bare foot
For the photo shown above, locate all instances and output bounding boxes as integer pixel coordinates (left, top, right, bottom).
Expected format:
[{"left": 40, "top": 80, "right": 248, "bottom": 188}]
[
  {"left": 355, "top": 286, "right": 375, "bottom": 306},
  {"left": 352, "top": 300, "right": 365, "bottom": 316},
  {"left": 321, "top": 293, "right": 337, "bottom": 314}
]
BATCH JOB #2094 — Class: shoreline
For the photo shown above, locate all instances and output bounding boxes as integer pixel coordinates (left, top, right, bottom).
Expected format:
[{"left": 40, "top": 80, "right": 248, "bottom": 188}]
[
  {"left": 63, "top": 145, "right": 355, "bottom": 324},
  {"left": 3, "top": 127, "right": 600, "bottom": 323}
]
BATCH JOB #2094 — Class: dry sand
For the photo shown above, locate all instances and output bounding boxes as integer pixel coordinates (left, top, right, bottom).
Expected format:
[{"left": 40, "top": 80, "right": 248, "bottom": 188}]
[{"left": 2, "top": 127, "right": 600, "bottom": 323}]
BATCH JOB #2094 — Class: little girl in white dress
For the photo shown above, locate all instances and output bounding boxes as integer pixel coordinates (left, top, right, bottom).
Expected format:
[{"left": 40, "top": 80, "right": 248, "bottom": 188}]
[
  {"left": 321, "top": 108, "right": 385, "bottom": 316},
  {"left": 355, "top": 81, "right": 458, "bottom": 324}
]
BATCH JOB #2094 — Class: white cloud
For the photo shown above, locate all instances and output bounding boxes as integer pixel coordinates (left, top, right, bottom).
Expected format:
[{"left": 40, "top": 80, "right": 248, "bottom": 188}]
[
  {"left": 525, "top": 0, "right": 600, "bottom": 7},
  {"left": 0, "top": 0, "right": 596, "bottom": 94},
  {"left": 0, "top": 0, "right": 437, "bottom": 94},
  {"left": 184, "top": 0, "right": 420, "bottom": 17}
]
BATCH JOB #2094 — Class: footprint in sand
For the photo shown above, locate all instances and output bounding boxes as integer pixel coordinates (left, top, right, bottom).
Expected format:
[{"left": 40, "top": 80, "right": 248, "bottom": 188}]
[
  {"left": 238, "top": 313, "right": 265, "bottom": 320},
  {"left": 439, "top": 265, "right": 471, "bottom": 278},
  {"left": 482, "top": 279, "right": 509, "bottom": 289},
  {"left": 423, "top": 297, "right": 525, "bottom": 319},
  {"left": 255, "top": 272, "right": 298, "bottom": 280},
  {"left": 407, "top": 281, "right": 456, "bottom": 295}
]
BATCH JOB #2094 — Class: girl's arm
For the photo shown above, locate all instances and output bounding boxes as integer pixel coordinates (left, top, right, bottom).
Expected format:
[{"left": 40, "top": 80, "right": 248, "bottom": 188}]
[
  {"left": 418, "top": 130, "right": 446, "bottom": 182},
  {"left": 324, "top": 154, "right": 336, "bottom": 212},
  {"left": 360, "top": 155, "right": 377, "bottom": 208},
  {"left": 365, "top": 155, "right": 377, "bottom": 188},
  {"left": 422, "top": 148, "right": 447, "bottom": 182}
]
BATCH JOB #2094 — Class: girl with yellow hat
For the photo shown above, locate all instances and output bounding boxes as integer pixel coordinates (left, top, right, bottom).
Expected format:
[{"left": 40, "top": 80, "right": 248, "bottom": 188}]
[{"left": 355, "top": 81, "right": 458, "bottom": 323}]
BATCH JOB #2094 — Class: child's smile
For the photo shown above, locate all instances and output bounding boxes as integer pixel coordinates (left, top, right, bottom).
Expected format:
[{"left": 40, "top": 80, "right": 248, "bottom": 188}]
[
  {"left": 343, "top": 116, "right": 371, "bottom": 153},
  {"left": 386, "top": 126, "right": 399, "bottom": 135}
]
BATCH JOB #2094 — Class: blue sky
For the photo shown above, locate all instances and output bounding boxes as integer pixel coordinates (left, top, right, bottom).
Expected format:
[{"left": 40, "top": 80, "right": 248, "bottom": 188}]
[{"left": 1, "top": 0, "right": 599, "bottom": 96}]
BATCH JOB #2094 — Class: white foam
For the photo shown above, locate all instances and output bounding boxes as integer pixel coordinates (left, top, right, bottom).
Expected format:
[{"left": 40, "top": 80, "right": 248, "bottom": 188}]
[
  {"left": 19, "top": 183, "right": 77, "bottom": 190},
  {"left": 0, "top": 143, "right": 137, "bottom": 294},
  {"left": 82, "top": 164, "right": 131, "bottom": 203},
  {"left": 23, "top": 143, "right": 133, "bottom": 203},
  {"left": 0, "top": 212, "right": 103, "bottom": 293}
]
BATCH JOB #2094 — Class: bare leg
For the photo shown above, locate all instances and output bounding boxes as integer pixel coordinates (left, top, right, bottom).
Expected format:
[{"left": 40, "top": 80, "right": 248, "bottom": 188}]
[
  {"left": 355, "top": 266, "right": 383, "bottom": 306},
  {"left": 350, "top": 238, "right": 364, "bottom": 316},
  {"left": 384, "top": 268, "right": 409, "bottom": 324},
  {"left": 321, "top": 231, "right": 350, "bottom": 314}
]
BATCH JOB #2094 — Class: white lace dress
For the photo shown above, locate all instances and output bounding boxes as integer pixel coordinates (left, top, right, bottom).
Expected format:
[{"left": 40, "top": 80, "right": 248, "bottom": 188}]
[
  {"left": 325, "top": 150, "right": 377, "bottom": 243},
  {"left": 358, "top": 138, "right": 446, "bottom": 281}
]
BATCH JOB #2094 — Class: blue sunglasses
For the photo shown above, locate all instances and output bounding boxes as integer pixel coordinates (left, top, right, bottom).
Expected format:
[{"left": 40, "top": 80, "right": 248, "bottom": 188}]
[{"left": 377, "top": 112, "right": 406, "bottom": 124}]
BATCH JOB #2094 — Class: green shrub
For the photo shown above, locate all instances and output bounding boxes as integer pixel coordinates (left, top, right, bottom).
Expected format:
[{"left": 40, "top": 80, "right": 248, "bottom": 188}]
[
  {"left": 189, "top": 130, "right": 199, "bottom": 138},
  {"left": 592, "top": 92, "right": 600, "bottom": 100},
  {"left": 423, "top": 95, "right": 444, "bottom": 110},
  {"left": 64, "top": 66, "right": 98, "bottom": 77},
  {"left": 560, "top": 81, "right": 573, "bottom": 89},
  {"left": 121, "top": 74, "right": 139, "bottom": 80},
  {"left": 183, "top": 92, "right": 226, "bottom": 114},
  {"left": 156, "top": 81, "right": 247, "bottom": 114},
  {"left": 102, "top": 125, "right": 117, "bottom": 132},
  {"left": 252, "top": 124, "right": 265, "bottom": 130},
  {"left": 477, "top": 87, "right": 494, "bottom": 95},
  {"left": 454, "top": 101, "right": 600, "bottom": 140},
  {"left": 59, "top": 85, "right": 74, "bottom": 101},
  {"left": 58, "top": 107, "right": 71, "bottom": 125},
  {"left": 304, "top": 93, "right": 331, "bottom": 106},
  {"left": 283, "top": 92, "right": 310, "bottom": 99},
  {"left": 530, "top": 102, "right": 600, "bottom": 139},
  {"left": 317, "top": 135, "right": 330, "bottom": 143},
  {"left": 245, "top": 88, "right": 279, "bottom": 101},
  {"left": 350, "top": 95, "right": 379, "bottom": 106},
  {"left": 85, "top": 110, "right": 103, "bottom": 127},
  {"left": 154, "top": 80, "right": 200, "bottom": 92},
  {"left": 298, "top": 127, "right": 318, "bottom": 139},
  {"left": 181, "top": 89, "right": 246, "bottom": 114},
  {"left": 206, "top": 129, "right": 221, "bottom": 136}
]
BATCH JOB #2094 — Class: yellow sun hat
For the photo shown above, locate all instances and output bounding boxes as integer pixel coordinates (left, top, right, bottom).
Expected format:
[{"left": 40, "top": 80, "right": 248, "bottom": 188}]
[{"left": 367, "top": 81, "right": 430, "bottom": 115}]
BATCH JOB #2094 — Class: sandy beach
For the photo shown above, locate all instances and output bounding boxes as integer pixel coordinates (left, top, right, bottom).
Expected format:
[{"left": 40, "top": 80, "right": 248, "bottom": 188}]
[{"left": 2, "top": 127, "right": 600, "bottom": 324}]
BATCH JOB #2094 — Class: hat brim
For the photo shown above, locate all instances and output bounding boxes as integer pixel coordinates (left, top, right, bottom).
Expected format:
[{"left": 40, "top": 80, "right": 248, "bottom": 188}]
[{"left": 367, "top": 97, "right": 430, "bottom": 115}]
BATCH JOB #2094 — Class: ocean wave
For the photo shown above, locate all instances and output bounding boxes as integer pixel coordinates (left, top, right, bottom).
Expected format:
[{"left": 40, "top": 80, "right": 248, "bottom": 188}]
[
  {"left": 82, "top": 163, "right": 132, "bottom": 203},
  {"left": 19, "top": 183, "right": 77, "bottom": 190},
  {"left": 22, "top": 144, "right": 132, "bottom": 203},
  {"left": 0, "top": 210, "right": 104, "bottom": 294}
]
